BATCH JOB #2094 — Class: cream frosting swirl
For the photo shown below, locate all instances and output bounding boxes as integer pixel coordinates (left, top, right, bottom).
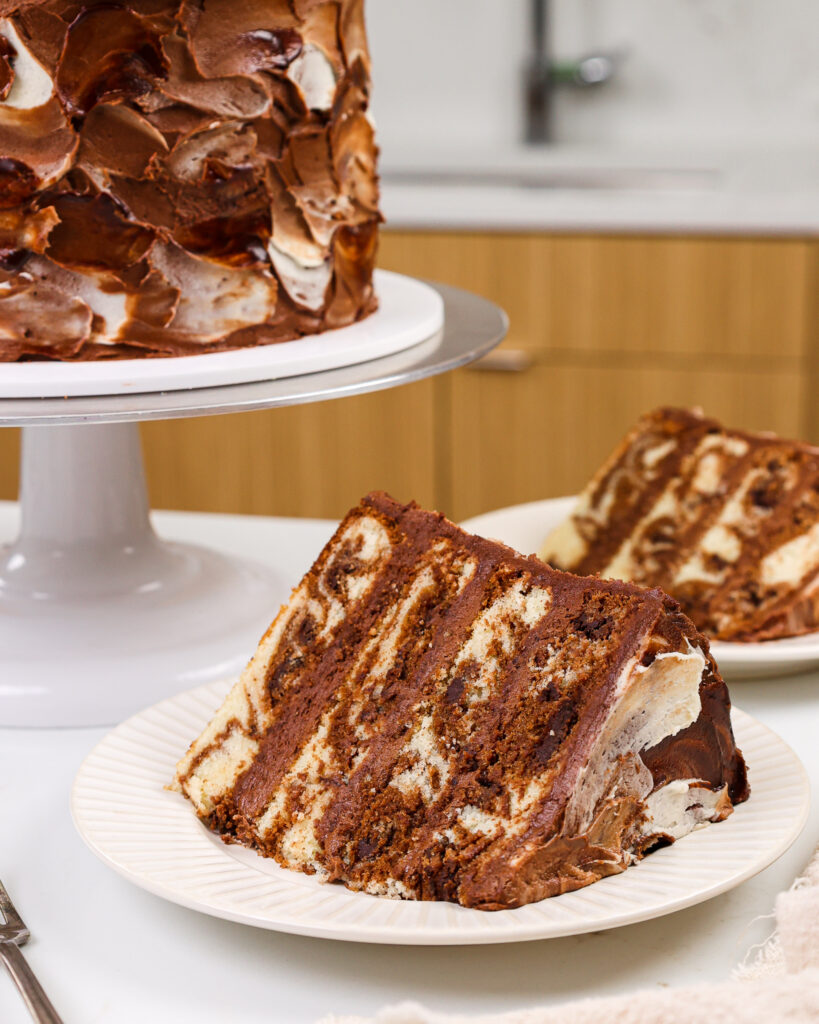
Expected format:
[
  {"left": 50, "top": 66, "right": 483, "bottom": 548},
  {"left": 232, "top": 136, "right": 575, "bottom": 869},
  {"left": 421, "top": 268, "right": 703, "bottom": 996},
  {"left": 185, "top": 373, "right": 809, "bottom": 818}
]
[{"left": 0, "top": 0, "right": 379, "bottom": 360}]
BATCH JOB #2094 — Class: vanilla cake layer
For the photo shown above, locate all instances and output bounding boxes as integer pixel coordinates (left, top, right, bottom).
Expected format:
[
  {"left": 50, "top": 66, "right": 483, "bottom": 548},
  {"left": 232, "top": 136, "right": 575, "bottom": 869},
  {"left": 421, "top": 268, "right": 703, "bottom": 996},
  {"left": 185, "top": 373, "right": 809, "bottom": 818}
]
[
  {"left": 541, "top": 408, "right": 819, "bottom": 642},
  {"left": 173, "top": 492, "right": 748, "bottom": 910}
]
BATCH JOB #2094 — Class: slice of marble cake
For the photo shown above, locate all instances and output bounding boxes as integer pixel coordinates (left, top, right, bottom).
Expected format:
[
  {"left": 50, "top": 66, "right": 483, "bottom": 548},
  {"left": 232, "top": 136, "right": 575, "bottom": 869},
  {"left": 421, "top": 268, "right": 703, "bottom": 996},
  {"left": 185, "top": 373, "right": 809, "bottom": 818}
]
[
  {"left": 540, "top": 407, "right": 819, "bottom": 641},
  {"left": 173, "top": 491, "right": 749, "bottom": 910}
]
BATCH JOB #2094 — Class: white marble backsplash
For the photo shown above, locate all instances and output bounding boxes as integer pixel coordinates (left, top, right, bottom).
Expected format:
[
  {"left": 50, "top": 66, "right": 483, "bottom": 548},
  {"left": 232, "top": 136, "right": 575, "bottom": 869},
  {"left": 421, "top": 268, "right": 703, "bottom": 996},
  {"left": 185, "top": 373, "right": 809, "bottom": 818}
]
[{"left": 367, "top": 0, "right": 819, "bottom": 162}]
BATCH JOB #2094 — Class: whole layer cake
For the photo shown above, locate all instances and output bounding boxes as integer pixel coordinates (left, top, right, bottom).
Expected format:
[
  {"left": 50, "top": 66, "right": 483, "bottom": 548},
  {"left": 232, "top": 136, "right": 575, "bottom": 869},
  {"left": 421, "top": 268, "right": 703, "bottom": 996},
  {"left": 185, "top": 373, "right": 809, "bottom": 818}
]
[
  {"left": 541, "top": 407, "right": 819, "bottom": 642},
  {"left": 0, "top": 0, "right": 379, "bottom": 361},
  {"left": 173, "top": 491, "right": 749, "bottom": 910}
]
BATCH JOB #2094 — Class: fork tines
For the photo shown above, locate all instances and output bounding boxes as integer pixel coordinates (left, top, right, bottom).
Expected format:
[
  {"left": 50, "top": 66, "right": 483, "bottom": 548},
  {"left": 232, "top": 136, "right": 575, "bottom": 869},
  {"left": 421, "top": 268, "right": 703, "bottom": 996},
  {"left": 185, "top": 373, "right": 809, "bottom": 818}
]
[{"left": 0, "top": 879, "right": 30, "bottom": 945}]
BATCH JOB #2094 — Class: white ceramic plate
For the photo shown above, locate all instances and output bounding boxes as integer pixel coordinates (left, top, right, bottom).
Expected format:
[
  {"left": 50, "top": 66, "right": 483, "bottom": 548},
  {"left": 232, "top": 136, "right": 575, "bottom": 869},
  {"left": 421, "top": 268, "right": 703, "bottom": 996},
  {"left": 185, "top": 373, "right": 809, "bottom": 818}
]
[
  {"left": 462, "top": 497, "right": 819, "bottom": 682},
  {"left": 71, "top": 679, "right": 808, "bottom": 946},
  {"left": 0, "top": 271, "right": 443, "bottom": 398}
]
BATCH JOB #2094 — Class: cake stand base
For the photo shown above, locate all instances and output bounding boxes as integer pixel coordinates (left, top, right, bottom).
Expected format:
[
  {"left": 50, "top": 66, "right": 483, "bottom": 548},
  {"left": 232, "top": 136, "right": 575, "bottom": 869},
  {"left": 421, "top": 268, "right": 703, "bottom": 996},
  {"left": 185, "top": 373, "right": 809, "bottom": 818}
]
[{"left": 0, "top": 424, "right": 286, "bottom": 727}]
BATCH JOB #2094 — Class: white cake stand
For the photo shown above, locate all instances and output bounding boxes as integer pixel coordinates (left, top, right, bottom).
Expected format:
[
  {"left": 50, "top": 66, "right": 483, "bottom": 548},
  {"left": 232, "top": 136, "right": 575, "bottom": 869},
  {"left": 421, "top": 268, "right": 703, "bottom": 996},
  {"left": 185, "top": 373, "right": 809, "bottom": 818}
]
[{"left": 0, "top": 274, "right": 507, "bottom": 727}]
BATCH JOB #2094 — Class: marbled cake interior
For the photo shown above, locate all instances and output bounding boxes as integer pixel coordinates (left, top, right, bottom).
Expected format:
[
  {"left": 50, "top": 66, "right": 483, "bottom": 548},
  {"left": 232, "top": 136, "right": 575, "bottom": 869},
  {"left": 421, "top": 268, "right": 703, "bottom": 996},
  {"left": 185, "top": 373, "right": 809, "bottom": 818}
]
[
  {"left": 0, "top": 0, "right": 379, "bottom": 360},
  {"left": 542, "top": 408, "right": 819, "bottom": 642},
  {"left": 174, "top": 492, "right": 749, "bottom": 911}
]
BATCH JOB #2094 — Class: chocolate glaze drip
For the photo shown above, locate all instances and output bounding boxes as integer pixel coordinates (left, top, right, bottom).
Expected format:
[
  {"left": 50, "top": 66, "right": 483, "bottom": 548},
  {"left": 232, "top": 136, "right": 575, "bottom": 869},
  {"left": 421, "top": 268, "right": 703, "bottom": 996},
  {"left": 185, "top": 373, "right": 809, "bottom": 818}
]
[{"left": 0, "top": 0, "right": 379, "bottom": 360}]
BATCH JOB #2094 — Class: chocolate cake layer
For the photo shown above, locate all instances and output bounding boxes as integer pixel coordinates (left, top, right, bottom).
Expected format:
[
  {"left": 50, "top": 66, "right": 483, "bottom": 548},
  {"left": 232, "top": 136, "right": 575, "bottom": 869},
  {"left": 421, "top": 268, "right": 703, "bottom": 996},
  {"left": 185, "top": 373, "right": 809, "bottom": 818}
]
[
  {"left": 0, "top": 0, "right": 379, "bottom": 361},
  {"left": 541, "top": 408, "right": 819, "bottom": 642},
  {"left": 173, "top": 491, "right": 748, "bottom": 910}
]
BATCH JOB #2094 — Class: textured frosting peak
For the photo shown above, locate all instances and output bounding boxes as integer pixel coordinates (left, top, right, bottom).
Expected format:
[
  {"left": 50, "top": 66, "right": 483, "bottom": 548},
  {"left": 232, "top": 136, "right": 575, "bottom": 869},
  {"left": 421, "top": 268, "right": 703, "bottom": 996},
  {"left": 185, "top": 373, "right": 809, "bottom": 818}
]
[{"left": 0, "top": 0, "right": 379, "bottom": 361}]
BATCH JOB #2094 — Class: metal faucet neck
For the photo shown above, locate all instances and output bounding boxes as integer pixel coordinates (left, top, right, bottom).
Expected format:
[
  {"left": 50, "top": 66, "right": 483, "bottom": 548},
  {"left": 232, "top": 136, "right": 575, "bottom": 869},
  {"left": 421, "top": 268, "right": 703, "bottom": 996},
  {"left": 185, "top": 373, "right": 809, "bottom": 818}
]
[{"left": 525, "top": 0, "right": 617, "bottom": 144}]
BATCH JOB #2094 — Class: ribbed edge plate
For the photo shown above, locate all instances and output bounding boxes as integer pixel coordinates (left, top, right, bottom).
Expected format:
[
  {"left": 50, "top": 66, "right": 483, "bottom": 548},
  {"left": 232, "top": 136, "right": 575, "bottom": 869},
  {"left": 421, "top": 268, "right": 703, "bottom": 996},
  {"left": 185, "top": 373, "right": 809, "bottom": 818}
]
[{"left": 71, "top": 679, "right": 809, "bottom": 945}]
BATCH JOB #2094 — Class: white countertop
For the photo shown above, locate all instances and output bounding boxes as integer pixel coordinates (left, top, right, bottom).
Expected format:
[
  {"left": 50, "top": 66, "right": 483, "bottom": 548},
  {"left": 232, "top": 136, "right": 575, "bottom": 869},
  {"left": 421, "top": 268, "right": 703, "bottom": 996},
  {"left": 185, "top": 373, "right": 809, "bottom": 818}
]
[
  {"left": 1, "top": 504, "right": 817, "bottom": 1024},
  {"left": 380, "top": 145, "right": 819, "bottom": 237}
]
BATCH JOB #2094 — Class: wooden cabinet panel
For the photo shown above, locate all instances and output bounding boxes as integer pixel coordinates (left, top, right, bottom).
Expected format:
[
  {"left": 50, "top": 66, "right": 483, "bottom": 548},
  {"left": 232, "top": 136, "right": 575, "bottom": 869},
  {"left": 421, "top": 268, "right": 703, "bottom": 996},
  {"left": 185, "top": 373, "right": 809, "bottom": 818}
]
[
  {"left": 449, "top": 362, "right": 805, "bottom": 521},
  {"left": 804, "top": 244, "right": 819, "bottom": 445},
  {"left": 379, "top": 232, "right": 545, "bottom": 357},
  {"left": 547, "top": 236, "right": 811, "bottom": 360},
  {"left": 140, "top": 379, "right": 439, "bottom": 519},
  {"left": 0, "top": 428, "right": 19, "bottom": 502},
  {"left": 379, "top": 232, "right": 812, "bottom": 362},
  {"left": 1, "top": 234, "right": 814, "bottom": 523}
]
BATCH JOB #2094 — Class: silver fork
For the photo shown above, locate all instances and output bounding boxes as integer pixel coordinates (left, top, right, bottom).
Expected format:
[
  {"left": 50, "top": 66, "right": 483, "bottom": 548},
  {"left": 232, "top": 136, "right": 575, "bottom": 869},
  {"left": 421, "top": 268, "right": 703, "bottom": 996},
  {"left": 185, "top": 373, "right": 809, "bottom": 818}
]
[{"left": 0, "top": 880, "right": 64, "bottom": 1024}]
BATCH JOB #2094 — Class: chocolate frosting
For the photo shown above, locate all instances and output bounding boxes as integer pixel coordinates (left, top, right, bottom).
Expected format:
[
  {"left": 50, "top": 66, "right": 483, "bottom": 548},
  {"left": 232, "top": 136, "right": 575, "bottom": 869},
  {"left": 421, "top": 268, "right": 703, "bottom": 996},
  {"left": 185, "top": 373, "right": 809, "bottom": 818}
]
[{"left": 0, "top": 0, "right": 379, "bottom": 360}]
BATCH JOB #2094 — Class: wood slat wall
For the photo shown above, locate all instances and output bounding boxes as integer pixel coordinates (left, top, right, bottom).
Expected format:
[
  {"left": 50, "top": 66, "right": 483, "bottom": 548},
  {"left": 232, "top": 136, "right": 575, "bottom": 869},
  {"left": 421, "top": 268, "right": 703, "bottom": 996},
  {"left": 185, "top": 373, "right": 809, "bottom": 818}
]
[
  {"left": 0, "top": 233, "right": 815, "bottom": 522},
  {"left": 379, "top": 233, "right": 813, "bottom": 362},
  {"left": 449, "top": 362, "right": 804, "bottom": 521},
  {"left": 140, "top": 379, "right": 442, "bottom": 517}
]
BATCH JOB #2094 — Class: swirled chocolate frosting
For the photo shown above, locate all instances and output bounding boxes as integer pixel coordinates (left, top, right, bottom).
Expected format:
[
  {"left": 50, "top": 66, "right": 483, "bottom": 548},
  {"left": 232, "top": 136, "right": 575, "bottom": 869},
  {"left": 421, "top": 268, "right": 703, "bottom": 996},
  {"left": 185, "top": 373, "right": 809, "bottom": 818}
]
[{"left": 0, "top": 0, "right": 379, "bottom": 360}]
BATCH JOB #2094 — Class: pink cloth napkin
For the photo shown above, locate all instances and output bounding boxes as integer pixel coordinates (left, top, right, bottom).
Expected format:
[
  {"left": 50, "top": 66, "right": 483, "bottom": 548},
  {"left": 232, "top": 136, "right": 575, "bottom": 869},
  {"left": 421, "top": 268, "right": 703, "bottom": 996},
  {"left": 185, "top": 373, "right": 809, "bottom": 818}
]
[{"left": 320, "top": 844, "right": 819, "bottom": 1024}]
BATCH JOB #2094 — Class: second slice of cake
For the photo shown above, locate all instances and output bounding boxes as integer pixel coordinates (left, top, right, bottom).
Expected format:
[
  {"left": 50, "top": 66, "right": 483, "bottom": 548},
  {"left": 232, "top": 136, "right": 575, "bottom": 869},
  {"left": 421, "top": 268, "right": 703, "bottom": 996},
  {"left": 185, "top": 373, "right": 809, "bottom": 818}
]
[
  {"left": 173, "top": 492, "right": 748, "bottom": 910},
  {"left": 541, "top": 408, "right": 819, "bottom": 642}
]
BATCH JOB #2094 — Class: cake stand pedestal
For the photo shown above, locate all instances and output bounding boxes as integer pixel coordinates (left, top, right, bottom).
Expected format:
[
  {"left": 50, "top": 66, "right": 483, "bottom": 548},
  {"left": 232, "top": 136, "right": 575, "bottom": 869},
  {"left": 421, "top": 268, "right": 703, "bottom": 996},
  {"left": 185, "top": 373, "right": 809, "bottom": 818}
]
[
  {"left": 1, "top": 422, "right": 284, "bottom": 727},
  {"left": 0, "top": 281, "right": 506, "bottom": 727}
]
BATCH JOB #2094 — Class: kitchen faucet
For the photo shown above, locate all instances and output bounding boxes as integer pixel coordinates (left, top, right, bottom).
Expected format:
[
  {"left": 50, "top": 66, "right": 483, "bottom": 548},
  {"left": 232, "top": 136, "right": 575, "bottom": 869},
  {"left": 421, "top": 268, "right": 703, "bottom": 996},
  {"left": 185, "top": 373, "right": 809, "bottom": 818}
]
[{"left": 524, "top": 0, "right": 617, "bottom": 143}]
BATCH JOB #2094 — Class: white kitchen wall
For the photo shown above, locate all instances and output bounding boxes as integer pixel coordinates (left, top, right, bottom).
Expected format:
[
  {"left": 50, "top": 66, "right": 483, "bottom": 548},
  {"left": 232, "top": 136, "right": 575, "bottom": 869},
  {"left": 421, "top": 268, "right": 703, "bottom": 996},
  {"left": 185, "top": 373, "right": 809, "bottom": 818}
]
[{"left": 367, "top": 0, "right": 819, "bottom": 161}]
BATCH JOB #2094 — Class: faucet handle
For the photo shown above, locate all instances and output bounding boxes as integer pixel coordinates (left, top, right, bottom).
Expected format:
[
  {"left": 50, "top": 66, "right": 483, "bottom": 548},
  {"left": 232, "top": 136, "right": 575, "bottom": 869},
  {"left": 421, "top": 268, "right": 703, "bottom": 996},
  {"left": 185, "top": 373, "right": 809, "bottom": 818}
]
[{"left": 551, "top": 52, "right": 620, "bottom": 88}]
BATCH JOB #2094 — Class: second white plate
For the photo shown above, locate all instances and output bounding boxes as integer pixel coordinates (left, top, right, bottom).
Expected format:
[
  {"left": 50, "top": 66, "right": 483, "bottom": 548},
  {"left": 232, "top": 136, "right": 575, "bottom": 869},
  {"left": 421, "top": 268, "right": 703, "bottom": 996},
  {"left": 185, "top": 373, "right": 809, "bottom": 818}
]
[
  {"left": 71, "top": 678, "right": 807, "bottom": 946},
  {"left": 462, "top": 497, "right": 819, "bottom": 682}
]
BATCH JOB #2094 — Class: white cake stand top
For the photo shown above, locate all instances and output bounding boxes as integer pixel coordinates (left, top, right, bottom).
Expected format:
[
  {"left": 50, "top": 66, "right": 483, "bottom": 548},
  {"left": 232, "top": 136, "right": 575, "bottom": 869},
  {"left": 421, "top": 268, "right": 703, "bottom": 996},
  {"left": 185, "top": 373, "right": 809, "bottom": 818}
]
[
  {"left": 0, "top": 271, "right": 442, "bottom": 400},
  {"left": 0, "top": 274, "right": 507, "bottom": 426}
]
